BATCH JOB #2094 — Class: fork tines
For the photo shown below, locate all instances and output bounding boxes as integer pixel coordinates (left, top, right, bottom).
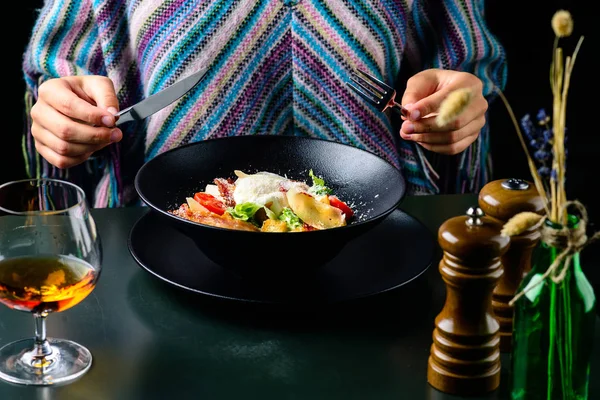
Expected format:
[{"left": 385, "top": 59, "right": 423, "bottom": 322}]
[{"left": 347, "top": 69, "right": 394, "bottom": 112}]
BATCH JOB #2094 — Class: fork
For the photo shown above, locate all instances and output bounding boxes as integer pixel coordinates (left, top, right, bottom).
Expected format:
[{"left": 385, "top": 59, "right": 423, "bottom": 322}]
[{"left": 347, "top": 69, "right": 408, "bottom": 118}]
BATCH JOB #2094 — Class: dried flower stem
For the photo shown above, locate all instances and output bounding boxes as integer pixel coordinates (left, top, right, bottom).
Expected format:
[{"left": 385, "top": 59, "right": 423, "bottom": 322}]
[
  {"left": 496, "top": 10, "right": 584, "bottom": 239},
  {"left": 551, "top": 47, "right": 563, "bottom": 222},
  {"left": 494, "top": 87, "right": 550, "bottom": 215},
  {"left": 560, "top": 36, "right": 584, "bottom": 221},
  {"left": 550, "top": 37, "right": 559, "bottom": 92},
  {"left": 549, "top": 36, "right": 584, "bottom": 224}
]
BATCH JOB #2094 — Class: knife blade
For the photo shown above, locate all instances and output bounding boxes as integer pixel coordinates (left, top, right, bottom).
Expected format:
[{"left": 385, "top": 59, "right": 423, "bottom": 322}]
[{"left": 115, "top": 67, "right": 209, "bottom": 126}]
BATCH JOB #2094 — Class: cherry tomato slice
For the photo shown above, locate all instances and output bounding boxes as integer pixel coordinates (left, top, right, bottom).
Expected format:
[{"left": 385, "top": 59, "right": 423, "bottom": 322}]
[
  {"left": 193, "top": 192, "right": 226, "bottom": 215},
  {"left": 328, "top": 195, "right": 354, "bottom": 218}
]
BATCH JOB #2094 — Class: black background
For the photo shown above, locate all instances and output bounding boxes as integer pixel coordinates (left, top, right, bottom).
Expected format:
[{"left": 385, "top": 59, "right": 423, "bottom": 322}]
[{"left": 2, "top": 1, "right": 599, "bottom": 287}]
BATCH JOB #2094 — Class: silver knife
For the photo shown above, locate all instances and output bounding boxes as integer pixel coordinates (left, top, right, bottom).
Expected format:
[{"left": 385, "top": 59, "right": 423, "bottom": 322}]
[{"left": 115, "top": 67, "right": 209, "bottom": 126}]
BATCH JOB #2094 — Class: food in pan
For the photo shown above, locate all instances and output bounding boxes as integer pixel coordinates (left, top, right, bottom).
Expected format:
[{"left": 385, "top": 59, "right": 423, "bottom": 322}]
[{"left": 169, "top": 170, "right": 354, "bottom": 232}]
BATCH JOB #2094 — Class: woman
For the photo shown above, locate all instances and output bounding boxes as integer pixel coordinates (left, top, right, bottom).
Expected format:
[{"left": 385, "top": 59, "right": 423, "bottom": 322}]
[{"left": 23, "top": 0, "right": 506, "bottom": 207}]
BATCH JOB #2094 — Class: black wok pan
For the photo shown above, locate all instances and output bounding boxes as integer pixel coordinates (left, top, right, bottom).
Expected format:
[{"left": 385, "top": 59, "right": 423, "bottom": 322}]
[{"left": 134, "top": 136, "right": 406, "bottom": 281}]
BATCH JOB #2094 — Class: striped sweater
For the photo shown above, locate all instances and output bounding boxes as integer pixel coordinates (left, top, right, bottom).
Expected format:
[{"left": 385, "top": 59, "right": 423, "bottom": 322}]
[{"left": 22, "top": 0, "right": 506, "bottom": 208}]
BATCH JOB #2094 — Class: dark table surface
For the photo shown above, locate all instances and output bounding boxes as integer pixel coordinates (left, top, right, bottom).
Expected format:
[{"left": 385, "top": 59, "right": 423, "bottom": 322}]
[{"left": 0, "top": 194, "right": 598, "bottom": 400}]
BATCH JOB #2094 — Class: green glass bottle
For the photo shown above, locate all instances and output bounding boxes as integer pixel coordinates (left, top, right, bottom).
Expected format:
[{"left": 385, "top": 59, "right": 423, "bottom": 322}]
[{"left": 510, "top": 216, "right": 596, "bottom": 400}]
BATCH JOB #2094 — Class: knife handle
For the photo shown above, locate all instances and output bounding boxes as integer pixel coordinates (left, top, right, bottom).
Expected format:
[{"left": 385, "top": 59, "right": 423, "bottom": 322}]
[{"left": 114, "top": 106, "right": 135, "bottom": 127}]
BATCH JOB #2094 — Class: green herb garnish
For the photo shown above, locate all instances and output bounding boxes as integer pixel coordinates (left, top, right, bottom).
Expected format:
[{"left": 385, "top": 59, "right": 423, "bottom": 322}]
[
  {"left": 279, "top": 207, "right": 303, "bottom": 229},
  {"left": 227, "top": 202, "right": 263, "bottom": 221},
  {"left": 308, "top": 169, "right": 332, "bottom": 196}
]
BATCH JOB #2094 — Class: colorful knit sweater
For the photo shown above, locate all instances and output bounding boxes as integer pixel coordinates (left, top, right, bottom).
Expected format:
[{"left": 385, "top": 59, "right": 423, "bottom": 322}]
[{"left": 22, "top": 0, "right": 506, "bottom": 208}]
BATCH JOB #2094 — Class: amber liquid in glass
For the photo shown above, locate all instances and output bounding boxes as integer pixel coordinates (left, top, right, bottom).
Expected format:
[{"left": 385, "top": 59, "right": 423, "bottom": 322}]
[{"left": 0, "top": 255, "right": 98, "bottom": 313}]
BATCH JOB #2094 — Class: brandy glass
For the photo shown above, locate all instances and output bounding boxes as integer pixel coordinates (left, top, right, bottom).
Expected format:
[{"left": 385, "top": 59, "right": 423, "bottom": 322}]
[{"left": 0, "top": 178, "right": 101, "bottom": 385}]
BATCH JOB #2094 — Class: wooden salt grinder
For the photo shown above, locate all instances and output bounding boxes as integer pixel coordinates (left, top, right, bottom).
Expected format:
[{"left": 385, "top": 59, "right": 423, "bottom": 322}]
[
  {"left": 478, "top": 178, "right": 545, "bottom": 352},
  {"left": 427, "top": 206, "right": 510, "bottom": 396}
]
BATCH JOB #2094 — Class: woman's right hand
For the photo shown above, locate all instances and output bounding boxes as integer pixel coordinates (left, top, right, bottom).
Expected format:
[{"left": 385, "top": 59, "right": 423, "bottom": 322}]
[{"left": 30, "top": 75, "right": 122, "bottom": 169}]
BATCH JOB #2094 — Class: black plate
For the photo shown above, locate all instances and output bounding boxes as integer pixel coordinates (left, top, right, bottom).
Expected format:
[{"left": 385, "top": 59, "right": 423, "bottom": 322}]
[{"left": 128, "top": 209, "right": 434, "bottom": 304}]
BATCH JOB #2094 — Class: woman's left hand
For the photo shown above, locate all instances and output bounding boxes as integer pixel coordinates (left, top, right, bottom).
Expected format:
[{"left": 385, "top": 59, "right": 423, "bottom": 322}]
[{"left": 400, "top": 68, "right": 488, "bottom": 155}]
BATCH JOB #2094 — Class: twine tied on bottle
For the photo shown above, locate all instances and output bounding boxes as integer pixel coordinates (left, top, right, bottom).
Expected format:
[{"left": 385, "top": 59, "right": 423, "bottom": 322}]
[{"left": 506, "top": 200, "right": 600, "bottom": 306}]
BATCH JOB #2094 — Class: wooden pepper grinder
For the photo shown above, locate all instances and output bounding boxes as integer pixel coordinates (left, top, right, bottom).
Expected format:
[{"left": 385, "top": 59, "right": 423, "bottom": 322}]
[
  {"left": 478, "top": 178, "right": 545, "bottom": 352},
  {"left": 427, "top": 206, "right": 510, "bottom": 396}
]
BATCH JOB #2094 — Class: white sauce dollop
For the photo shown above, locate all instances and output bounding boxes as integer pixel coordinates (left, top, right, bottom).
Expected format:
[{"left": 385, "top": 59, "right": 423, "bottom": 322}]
[{"left": 232, "top": 172, "right": 310, "bottom": 215}]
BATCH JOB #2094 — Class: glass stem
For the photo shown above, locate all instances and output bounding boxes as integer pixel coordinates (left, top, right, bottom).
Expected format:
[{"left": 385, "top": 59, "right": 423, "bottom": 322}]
[{"left": 33, "top": 312, "right": 52, "bottom": 359}]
